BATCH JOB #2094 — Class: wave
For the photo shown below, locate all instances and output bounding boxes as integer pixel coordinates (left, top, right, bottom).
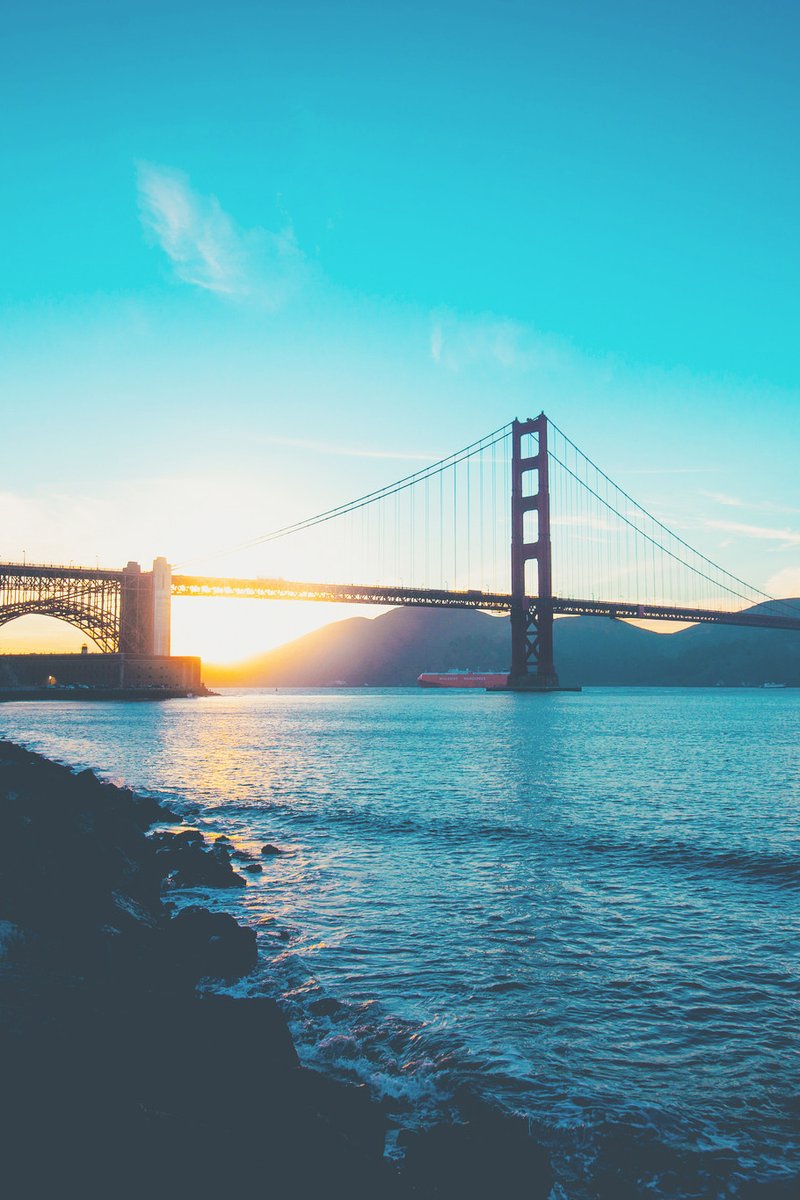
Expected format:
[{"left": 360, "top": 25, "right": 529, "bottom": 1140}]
[
  {"left": 212, "top": 950, "right": 800, "bottom": 1200},
  {"left": 580, "top": 835, "right": 800, "bottom": 889},
  {"left": 208, "top": 790, "right": 800, "bottom": 891}
]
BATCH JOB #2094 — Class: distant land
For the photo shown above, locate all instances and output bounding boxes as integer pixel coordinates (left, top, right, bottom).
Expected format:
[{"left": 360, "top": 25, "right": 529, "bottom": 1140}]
[{"left": 205, "top": 600, "right": 800, "bottom": 688}]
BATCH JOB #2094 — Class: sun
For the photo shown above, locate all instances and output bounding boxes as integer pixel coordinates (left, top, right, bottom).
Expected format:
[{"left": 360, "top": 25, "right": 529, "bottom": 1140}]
[
  {"left": 0, "top": 600, "right": 379, "bottom": 665},
  {"left": 169, "top": 597, "right": 377, "bottom": 664}
]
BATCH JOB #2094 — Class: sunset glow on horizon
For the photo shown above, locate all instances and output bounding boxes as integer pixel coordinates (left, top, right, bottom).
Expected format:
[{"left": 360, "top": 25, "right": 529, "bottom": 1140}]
[{"left": 0, "top": 600, "right": 384, "bottom": 665}]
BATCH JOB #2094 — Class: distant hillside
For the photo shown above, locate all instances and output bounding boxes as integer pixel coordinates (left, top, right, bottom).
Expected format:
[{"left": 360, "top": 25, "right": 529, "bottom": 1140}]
[
  {"left": 206, "top": 608, "right": 509, "bottom": 687},
  {"left": 205, "top": 600, "right": 800, "bottom": 687}
]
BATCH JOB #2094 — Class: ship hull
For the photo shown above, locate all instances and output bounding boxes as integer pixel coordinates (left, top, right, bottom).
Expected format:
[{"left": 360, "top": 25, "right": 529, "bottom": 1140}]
[{"left": 417, "top": 673, "right": 509, "bottom": 689}]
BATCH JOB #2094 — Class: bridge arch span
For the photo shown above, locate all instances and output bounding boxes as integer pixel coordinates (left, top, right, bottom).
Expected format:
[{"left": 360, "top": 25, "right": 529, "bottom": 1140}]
[
  {"left": 0, "top": 567, "right": 123, "bottom": 655},
  {"left": 0, "top": 607, "right": 118, "bottom": 653}
]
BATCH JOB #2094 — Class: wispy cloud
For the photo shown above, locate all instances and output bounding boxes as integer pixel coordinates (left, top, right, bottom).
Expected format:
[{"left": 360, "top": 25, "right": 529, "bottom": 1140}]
[
  {"left": 255, "top": 434, "right": 439, "bottom": 461},
  {"left": 137, "top": 162, "right": 305, "bottom": 304},
  {"left": 551, "top": 513, "right": 621, "bottom": 534},
  {"left": 0, "top": 475, "right": 284, "bottom": 574},
  {"left": 766, "top": 566, "right": 800, "bottom": 598},
  {"left": 703, "top": 518, "right": 800, "bottom": 549},
  {"left": 702, "top": 491, "right": 748, "bottom": 507},
  {"left": 430, "top": 312, "right": 561, "bottom": 372},
  {"left": 626, "top": 467, "right": 723, "bottom": 476},
  {"left": 701, "top": 490, "right": 800, "bottom": 515},
  {"left": 0, "top": 490, "right": 110, "bottom": 565}
]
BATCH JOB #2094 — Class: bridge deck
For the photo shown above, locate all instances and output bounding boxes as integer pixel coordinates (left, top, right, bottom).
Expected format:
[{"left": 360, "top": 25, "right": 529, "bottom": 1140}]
[
  {"left": 0, "top": 564, "right": 124, "bottom": 582},
  {"left": 171, "top": 576, "right": 800, "bottom": 633},
  {"left": 3, "top": 564, "right": 799, "bottom": 635},
  {"left": 171, "top": 576, "right": 512, "bottom": 611}
]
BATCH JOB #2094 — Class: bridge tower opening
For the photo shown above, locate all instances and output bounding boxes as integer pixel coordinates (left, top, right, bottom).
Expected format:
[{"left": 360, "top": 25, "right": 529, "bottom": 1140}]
[{"left": 509, "top": 413, "right": 559, "bottom": 689}]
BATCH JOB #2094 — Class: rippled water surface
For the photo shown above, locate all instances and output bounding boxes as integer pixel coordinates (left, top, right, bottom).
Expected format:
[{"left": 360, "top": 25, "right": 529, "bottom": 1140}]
[{"left": 3, "top": 687, "right": 798, "bottom": 1196}]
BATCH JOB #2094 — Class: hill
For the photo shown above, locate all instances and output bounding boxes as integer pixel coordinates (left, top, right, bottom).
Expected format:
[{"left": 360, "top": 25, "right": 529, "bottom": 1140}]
[{"left": 204, "top": 600, "right": 800, "bottom": 688}]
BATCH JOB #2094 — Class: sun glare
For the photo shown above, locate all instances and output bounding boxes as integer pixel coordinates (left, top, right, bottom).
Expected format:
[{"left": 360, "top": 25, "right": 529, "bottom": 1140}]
[
  {"left": 0, "top": 616, "right": 86, "bottom": 654},
  {"left": 0, "top": 601, "right": 379, "bottom": 665},
  {"left": 170, "top": 597, "right": 377, "bottom": 664}
]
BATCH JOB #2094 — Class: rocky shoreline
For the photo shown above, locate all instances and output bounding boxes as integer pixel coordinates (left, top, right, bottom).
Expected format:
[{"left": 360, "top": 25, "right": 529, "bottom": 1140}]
[{"left": 0, "top": 739, "right": 552, "bottom": 1199}]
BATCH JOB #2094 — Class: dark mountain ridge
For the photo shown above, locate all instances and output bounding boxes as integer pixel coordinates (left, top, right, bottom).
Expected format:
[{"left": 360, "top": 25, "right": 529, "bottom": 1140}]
[{"left": 205, "top": 600, "right": 800, "bottom": 688}]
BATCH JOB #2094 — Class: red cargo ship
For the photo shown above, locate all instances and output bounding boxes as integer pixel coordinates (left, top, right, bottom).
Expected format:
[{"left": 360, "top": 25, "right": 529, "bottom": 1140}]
[{"left": 417, "top": 670, "right": 509, "bottom": 689}]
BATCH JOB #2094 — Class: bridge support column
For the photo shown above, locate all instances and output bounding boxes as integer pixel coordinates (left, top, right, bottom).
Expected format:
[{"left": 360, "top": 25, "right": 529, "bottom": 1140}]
[
  {"left": 119, "top": 558, "right": 171, "bottom": 656},
  {"left": 508, "top": 413, "right": 560, "bottom": 689},
  {"left": 119, "top": 562, "right": 154, "bottom": 655},
  {"left": 152, "top": 557, "right": 171, "bottom": 656}
]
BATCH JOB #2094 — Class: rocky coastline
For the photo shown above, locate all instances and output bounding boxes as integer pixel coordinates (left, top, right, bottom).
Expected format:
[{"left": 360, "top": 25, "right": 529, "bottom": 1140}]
[{"left": 0, "top": 739, "right": 551, "bottom": 1199}]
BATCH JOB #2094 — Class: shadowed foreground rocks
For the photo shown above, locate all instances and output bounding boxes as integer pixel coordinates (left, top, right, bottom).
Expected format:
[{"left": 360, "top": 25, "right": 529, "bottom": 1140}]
[{"left": 0, "top": 740, "right": 553, "bottom": 1200}]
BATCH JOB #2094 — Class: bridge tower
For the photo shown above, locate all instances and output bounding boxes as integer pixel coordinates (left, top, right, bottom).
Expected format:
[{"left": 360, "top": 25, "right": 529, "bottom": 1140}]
[
  {"left": 152, "top": 557, "right": 172, "bottom": 656},
  {"left": 119, "top": 562, "right": 153, "bottom": 655},
  {"left": 119, "top": 559, "right": 172, "bottom": 656},
  {"left": 509, "top": 413, "right": 559, "bottom": 689}
]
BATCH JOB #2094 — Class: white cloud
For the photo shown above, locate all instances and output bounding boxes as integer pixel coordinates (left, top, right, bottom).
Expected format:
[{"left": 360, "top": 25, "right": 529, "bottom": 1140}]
[
  {"left": 0, "top": 476, "right": 271, "bottom": 570},
  {"left": 255, "top": 434, "right": 438, "bottom": 461},
  {"left": 703, "top": 491, "right": 750, "bottom": 508},
  {"left": 137, "top": 162, "right": 305, "bottom": 304},
  {"left": 430, "top": 312, "right": 561, "bottom": 372},
  {"left": 703, "top": 518, "right": 800, "bottom": 549},
  {"left": 702, "top": 491, "right": 800, "bottom": 515},
  {"left": 551, "top": 513, "right": 620, "bottom": 534},
  {"left": 627, "top": 468, "right": 723, "bottom": 476},
  {"left": 765, "top": 566, "right": 800, "bottom": 598},
  {"left": 0, "top": 490, "right": 110, "bottom": 565}
]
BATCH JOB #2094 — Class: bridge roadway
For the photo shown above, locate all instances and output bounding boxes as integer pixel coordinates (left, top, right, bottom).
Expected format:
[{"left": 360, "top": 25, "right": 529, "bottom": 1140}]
[
  {"left": 171, "top": 575, "right": 800, "bottom": 633},
  {"left": 3, "top": 564, "right": 799, "bottom": 636}
]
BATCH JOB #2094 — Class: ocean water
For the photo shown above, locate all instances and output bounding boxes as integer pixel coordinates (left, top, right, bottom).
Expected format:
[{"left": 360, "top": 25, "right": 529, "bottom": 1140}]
[{"left": 2, "top": 687, "right": 798, "bottom": 1197}]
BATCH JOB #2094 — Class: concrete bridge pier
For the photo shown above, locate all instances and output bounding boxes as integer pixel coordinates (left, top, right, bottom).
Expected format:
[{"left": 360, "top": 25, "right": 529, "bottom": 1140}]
[
  {"left": 152, "top": 557, "right": 171, "bottom": 656},
  {"left": 119, "top": 558, "right": 172, "bottom": 656}
]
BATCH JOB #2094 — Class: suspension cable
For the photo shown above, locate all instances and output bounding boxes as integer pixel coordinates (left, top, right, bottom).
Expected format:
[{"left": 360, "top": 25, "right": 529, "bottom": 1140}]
[
  {"left": 548, "top": 418, "right": 779, "bottom": 604},
  {"left": 174, "top": 423, "right": 512, "bottom": 569},
  {"left": 548, "top": 445, "right": 778, "bottom": 608}
]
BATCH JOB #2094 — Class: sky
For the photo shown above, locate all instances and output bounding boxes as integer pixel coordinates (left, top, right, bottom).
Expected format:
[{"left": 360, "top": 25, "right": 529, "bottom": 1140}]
[{"left": 1, "top": 0, "right": 798, "bottom": 661}]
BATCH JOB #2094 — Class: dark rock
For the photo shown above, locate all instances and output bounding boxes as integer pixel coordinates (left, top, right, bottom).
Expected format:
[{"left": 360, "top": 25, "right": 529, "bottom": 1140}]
[
  {"left": 131, "top": 792, "right": 181, "bottom": 828},
  {"left": 192, "top": 994, "right": 299, "bottom": 1072},
  {"left": 261, "top": 843, "right": 284, "bottom": 856},
  {"left": 74, "top": 767, "right": 101, "bottom": 788},
  {"left": 122, "top": 993, "right": 300, "bottom": 1119},
  {"left": 309, "top": 996, "right": 342, "bottom": 1017},
  {"left": 590, "top": 1122, "right": 739, "bottom": 1200},
  {"left": 0, "top": 738, "right": 406, "bottom": 1200},
  {"left": 399, "top": 1103, "right": 552, "bottom": 1200},
  {"left": 150, "top": 829, "right": 247, "bottom": 889},
  {"left": 161, "top": 906, "right": 257, "bottom": 981},
  {"left": 292, "top": 1067, "right": 387, "bottom": 1158},
  {"left": 243, "top": 863, "right": 263, "bottom": 874},
  {"left": 171, "top": 827, "right": 205, "bottom": 847},
  {"left": 0, "top": 754, "right": 163, "bottom": 939}
]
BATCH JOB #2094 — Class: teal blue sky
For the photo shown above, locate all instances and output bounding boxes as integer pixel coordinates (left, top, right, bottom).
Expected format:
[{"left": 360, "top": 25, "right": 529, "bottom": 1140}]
[{"left": 1, "top": 0, "right": 799, "bottom": 617}]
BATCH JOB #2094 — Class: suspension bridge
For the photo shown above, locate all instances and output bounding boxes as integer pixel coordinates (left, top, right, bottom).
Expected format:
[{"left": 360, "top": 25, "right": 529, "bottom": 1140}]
[{"left": 2, "top": 413, "right": 799, "bottom": 690}]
